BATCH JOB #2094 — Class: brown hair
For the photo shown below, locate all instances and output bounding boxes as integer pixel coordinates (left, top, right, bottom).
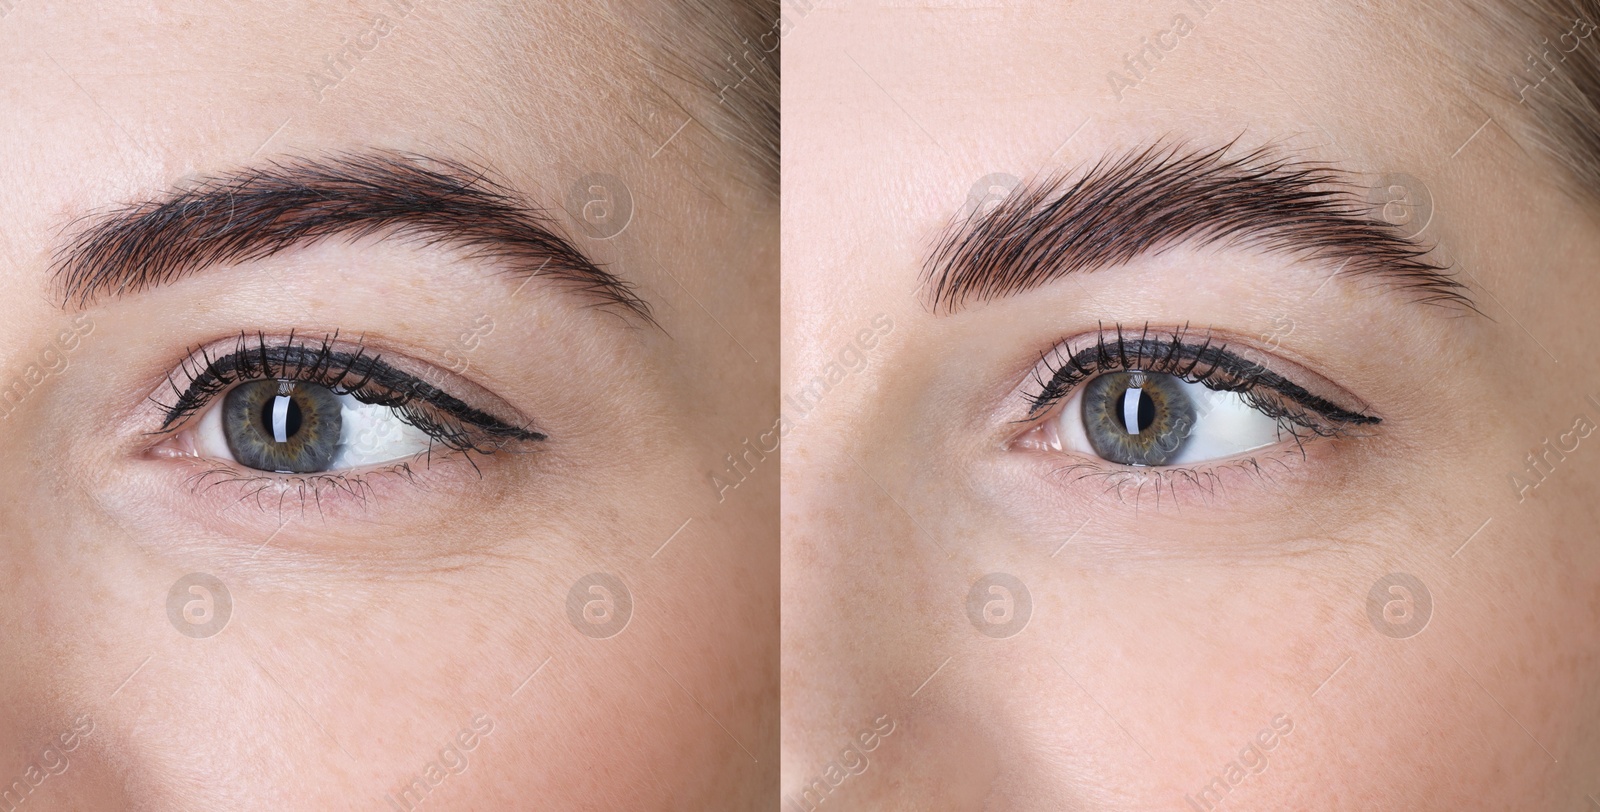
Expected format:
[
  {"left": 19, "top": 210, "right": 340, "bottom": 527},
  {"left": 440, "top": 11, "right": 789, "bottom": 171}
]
[
  {"left": 1432, "top": 0, "right": 1600, "bottom": 205},
  {"left": 642, "top": 0, "right": 780, "bottom": 196}
]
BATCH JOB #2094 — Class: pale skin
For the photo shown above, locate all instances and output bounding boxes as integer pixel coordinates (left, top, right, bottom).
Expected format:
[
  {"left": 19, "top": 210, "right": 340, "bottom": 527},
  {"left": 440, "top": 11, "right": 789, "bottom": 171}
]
[
  {"left": 783, "top": 1, "right": 1600, "bottom": 809},
  {"left": 0, "top": 1, "right": 776, "bottom": 809}
]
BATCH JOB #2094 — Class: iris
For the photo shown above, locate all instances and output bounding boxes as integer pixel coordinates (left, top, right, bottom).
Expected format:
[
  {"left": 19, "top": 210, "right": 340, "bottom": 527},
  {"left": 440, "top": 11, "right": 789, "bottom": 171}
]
[
  {"left": 1081, "top": 371, "right": 1196, "bottom": 466},
  {"left": 222, "top": 379, "right": 344, "bottom": 473}
]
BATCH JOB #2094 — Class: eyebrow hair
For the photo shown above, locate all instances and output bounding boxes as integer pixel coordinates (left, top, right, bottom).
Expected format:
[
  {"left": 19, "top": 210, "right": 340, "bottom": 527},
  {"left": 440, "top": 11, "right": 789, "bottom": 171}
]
[
  {"left": 922, "top": 141, "right": 1474, "bottom": 314},
  {"left": 53, "top": 151, "right": 654, "bottom": 324}
]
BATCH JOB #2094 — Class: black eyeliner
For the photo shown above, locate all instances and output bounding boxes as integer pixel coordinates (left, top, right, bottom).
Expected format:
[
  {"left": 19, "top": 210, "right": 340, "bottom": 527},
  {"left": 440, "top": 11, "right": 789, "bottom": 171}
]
[
  {"left": 154, "top": 332, "right": 545, "bottom": 449},
  {"left": 1026, "top": 325, "right": 1380, "bottom": 430}
]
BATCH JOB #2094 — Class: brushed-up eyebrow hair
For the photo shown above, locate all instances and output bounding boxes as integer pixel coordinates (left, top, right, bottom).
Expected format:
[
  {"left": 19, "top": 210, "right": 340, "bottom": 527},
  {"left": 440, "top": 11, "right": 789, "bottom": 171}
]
[
  {"left": 922, "top": 141, "right": 1474, "bottom": 314},
  {"left": 53, "top": 151, "right": 654, "bottom": 324}
]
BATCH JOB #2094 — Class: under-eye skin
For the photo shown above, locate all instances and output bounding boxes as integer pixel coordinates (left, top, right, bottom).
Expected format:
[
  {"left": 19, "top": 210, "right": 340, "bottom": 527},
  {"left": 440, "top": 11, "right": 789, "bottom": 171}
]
[
  {"left": 1012, "top": 324, "right": 1380, "bottom": 474},
  {"left": 148, "top": 332, "right": 545, "bottom": 485}
]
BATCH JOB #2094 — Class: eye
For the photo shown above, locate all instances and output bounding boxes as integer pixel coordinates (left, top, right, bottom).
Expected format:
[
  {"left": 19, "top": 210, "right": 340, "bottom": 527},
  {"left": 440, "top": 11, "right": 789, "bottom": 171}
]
[
  {"left": 151, "top": 332, "right": 544, "bottom": 476},
  {"left": 1059, "top": 371, "right": 1288, "bottom": 466},
  {"left": 191, "top": 379, "right": 433, "bottom": 473},
  {"left": 1013, "top": 325, "right": 1380, "bottom": 468}
]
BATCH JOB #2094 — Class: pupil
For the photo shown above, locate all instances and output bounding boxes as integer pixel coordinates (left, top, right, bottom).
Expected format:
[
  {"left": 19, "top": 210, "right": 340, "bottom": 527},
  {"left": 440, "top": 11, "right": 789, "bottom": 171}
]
[
  {"left": 259, "top": 394, "right": 304, "bottom": 442},
  {"left": 1136, "top": 389, "right": 1155, "bottom": 432}
]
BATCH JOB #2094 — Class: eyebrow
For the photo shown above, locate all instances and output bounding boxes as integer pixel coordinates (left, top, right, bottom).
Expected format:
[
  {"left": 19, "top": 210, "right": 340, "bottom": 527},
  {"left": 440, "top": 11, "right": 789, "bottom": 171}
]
[
  {"left": 52, "top": 151, "right": 654, "bottom": 324},
  {"left": 922, "top": 141, "right": 1474, "bottom": 313}
]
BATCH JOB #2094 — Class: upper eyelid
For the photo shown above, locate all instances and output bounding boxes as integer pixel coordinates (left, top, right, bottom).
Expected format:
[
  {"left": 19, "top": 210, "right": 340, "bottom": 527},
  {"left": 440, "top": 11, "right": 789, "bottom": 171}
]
[
  {"left": 1022, "top": 330, "right": 1380, "bottom": 426},
  {"left": 1028, "top": 330, "right": 1210, "bottom": 411},
  {"left": 1024, "top": 326, "right": 1213, "bottom": 413}
]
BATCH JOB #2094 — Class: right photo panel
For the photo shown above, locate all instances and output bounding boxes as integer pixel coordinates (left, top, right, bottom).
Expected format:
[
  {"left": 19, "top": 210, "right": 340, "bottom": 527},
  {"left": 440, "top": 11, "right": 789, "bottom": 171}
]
[{"left": 782, "top": 1, "right": 1600, "bottom": 809}]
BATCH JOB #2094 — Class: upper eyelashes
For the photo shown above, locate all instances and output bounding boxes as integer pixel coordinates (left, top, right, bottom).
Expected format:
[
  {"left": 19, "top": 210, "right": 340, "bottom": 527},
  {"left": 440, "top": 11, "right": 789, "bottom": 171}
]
[{"left": 1024, "top": 323, "right": 1380, "bottom": 434}]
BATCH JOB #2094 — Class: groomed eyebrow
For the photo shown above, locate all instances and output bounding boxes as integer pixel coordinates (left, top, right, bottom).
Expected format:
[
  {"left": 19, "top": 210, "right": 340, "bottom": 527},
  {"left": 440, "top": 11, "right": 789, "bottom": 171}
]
[
  {"left": 922, "top": 141, "right": 1474, "bottom": 314},
  {"left": 53, "top": 151, "right": 654, "bottom": 324}
]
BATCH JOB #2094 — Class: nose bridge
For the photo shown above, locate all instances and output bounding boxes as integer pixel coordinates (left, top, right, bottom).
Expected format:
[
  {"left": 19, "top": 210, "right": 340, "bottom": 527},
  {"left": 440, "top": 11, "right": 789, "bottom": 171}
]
[
  {"left": 0, "top": 393, "right": 145, "bottom": 809},
  {"left": 782, "top": 401, "right": 1014, "bottom": 807},
  {"left": 0, "top": 482, "right": 82, "bottom": 805},
  {"left": 0, "top": 288, "right": 58, "bottom": 795},
  {"left": 0, "top": 515, "right": 36, "bottom": 747}
]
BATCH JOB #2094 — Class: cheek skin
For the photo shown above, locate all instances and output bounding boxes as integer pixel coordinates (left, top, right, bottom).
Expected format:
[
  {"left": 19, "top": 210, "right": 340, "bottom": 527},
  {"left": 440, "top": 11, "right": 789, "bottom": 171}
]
[{"left": 10, "top": 486, "right": 770, "bottom": 808}]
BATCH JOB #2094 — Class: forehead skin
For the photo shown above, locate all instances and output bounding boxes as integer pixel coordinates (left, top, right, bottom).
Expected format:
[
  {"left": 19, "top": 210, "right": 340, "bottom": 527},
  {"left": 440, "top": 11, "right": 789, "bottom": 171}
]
[
  {"left": 784, "top": 1, "right": 1600, "bottom": 809},
  {"left": 0, "top": 1, "right": 776, "bottom": 809},
  {"left": 0, "top": 0, "right": 762, "bottom": 261}
]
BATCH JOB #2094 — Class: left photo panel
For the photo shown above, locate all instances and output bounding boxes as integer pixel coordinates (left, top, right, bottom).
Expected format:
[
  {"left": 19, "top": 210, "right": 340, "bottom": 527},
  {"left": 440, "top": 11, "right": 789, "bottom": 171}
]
[{"left": 0, "top": 1, "right": 778, "bottom": 808}]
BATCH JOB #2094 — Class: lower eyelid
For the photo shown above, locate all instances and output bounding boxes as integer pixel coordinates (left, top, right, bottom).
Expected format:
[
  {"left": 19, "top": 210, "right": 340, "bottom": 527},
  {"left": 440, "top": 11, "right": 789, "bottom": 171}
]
[
  {"left": 1008, "top": 406, "right": 1382, "bottom": 522},
  {"left": 1028, "top": 440, "right": 1336, "bottom": 507},
  {"left": 155, "top": 449, "right": 479, "bottom": 521}
]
